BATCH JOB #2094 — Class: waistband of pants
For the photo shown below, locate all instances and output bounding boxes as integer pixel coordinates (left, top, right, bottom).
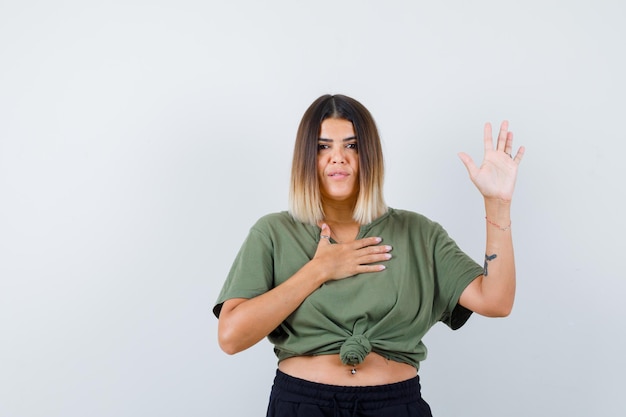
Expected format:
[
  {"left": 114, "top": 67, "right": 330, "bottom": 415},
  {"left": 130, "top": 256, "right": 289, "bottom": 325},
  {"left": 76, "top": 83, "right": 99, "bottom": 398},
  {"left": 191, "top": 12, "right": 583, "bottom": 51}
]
[{"left": 271, "top": 369, "right": 423, "bottom": 408}]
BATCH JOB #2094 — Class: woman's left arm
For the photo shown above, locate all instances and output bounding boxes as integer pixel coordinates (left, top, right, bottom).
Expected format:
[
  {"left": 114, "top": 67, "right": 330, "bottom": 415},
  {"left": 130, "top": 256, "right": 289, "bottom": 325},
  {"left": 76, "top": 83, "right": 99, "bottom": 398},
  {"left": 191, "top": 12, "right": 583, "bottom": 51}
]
[{"left": 457, "top": 121, "right": 525, "bottom": 317}]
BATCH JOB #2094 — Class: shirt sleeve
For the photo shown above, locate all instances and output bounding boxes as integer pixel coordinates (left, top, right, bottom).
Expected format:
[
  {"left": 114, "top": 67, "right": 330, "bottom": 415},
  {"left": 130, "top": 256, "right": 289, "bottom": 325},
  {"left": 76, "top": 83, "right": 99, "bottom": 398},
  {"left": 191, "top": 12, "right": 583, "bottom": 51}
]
[
  {"left": 213, "top": 225, "right": 274, "bottom": 318},
  {"left": 430, "top": 222, "right": 484, "bottom": 330}
]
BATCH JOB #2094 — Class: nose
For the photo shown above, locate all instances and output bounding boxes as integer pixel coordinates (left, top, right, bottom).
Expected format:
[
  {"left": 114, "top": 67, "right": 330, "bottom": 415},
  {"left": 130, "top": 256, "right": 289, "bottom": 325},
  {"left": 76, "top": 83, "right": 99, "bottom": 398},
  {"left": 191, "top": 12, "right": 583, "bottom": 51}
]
[{"left": 330, "top": 147, "right": 346, "bottom": 164}]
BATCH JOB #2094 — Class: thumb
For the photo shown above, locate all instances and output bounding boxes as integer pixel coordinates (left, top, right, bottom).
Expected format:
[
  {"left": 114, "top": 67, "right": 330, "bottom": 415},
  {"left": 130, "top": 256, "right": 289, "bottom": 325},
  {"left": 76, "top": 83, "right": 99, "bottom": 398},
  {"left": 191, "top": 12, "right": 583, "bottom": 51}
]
[
  {"left": 319, "top": 223, "right": 332, "bottom": 244},
  {"left": 457, "top": 152, "right": 478, "bottom": 178}
]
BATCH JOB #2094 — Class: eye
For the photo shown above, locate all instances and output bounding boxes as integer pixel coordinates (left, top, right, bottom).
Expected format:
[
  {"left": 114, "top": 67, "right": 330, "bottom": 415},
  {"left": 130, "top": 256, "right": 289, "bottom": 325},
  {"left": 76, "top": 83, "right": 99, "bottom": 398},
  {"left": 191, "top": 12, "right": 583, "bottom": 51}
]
[
  {"left": 317, "top": 144, "right": 330, "bottom": 151},
  {"left": 346, "top": 143, "right": 358, "bottom": 150}
]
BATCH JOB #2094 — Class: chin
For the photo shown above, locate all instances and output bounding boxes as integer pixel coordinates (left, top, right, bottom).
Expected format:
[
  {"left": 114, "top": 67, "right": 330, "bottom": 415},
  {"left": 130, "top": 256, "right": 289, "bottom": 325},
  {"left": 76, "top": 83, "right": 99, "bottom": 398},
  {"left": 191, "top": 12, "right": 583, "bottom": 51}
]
[{"left": 322, "top": 190, "right": 358, "bottom": 203}]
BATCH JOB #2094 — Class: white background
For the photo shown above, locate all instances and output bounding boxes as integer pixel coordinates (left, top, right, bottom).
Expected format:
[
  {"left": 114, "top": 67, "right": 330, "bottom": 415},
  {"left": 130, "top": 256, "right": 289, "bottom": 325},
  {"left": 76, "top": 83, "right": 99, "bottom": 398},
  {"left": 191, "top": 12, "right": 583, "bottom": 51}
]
[{"left": 1, "top": 1, "right": 625, "bottom": 416}]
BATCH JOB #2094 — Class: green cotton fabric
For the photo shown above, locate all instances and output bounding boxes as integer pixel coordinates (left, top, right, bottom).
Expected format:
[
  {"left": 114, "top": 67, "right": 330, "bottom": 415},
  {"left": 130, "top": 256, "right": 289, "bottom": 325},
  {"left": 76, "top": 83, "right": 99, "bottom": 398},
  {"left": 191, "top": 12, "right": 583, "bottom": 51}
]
[{"left": 213, "top": 208, "right": 484, "bottom": 369}]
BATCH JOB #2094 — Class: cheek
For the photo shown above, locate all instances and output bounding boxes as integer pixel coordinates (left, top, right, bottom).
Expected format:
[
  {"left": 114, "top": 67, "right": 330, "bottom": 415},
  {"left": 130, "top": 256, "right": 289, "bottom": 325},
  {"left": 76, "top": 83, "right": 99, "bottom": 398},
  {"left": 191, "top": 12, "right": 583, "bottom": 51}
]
[{"left": 350, "top": 155, "right": 359, "bottom": 172}]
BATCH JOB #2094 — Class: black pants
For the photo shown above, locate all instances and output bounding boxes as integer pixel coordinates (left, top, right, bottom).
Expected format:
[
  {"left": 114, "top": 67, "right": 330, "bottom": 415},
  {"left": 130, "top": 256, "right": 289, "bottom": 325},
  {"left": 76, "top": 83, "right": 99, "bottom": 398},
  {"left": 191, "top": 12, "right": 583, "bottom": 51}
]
[{"left": 266, "top": 369, "right": 433, "bottom": 417}]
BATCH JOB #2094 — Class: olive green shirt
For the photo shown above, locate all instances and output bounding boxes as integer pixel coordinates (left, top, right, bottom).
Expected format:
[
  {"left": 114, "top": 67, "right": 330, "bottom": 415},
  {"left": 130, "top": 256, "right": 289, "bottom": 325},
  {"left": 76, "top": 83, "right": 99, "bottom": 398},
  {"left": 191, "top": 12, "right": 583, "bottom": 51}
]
[{"left": 213, "top": 208, "right": 483, "bottom": 369}]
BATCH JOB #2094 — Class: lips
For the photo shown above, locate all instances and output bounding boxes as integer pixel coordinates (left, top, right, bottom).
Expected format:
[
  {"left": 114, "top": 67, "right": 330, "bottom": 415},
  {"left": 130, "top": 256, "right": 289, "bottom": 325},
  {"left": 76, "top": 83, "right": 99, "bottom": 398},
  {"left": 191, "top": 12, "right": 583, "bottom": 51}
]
[{"left": 328, "top": 171, "right": 350, "bottom": 178}]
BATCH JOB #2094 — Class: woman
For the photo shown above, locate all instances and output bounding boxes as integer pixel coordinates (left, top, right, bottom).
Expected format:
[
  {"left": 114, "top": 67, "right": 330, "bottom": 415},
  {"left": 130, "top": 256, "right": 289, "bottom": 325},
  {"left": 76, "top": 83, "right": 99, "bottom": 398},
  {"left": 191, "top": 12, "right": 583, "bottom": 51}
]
[{"left": 213, "top": 94, "right": 524, "bottom": 416}]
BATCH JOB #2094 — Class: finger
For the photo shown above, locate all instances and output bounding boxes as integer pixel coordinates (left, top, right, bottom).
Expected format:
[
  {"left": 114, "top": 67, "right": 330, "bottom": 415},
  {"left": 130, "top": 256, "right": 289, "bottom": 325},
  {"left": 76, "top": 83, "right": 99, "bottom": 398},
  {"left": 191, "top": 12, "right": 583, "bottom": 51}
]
[
  {"left": 504, "top": 131, "right": 514, "bottom": 156},
  {"left": 513, "top": 145, "right": 526, "bottom": 164},
  {"left": 352, "top": 236, "right": 383, "bottom": 249},
  {"left": 458, "top": 152, "right": 478, "bottom": 179},
  {"left": 365, "top": 244, "right": 392, "bottom": 254},
  {"left": 319, "top": 223, "right": 332, "bottom": 244},
  {"left": 497, "top": 120, "right": 509, "bottom": 151},
  {"left": 483, "top": 122, "right": 493, "bottom": 153},
  {"left": 356, "top": 264, "right": 387, "bottom": 273},
  {"left": 358, "top": 252, "right": 392, "bottom": 265},
  {"left": 357, "top": 244, "right": 392, "bottom": 258}
]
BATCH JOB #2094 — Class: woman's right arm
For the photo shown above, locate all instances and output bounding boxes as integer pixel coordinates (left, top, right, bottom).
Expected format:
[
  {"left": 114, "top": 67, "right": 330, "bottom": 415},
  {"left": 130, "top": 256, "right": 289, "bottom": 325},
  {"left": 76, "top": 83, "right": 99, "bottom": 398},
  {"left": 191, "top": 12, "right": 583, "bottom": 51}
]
[{"left": 217, "top": 224, "right": 392, "bottom": 354}]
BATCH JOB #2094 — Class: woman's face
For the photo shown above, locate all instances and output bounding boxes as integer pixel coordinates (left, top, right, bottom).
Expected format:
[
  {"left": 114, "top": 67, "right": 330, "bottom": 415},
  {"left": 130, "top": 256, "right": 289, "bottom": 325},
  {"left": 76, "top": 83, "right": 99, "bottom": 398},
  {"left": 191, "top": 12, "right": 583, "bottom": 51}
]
[{"left": 317, "top": 118, "right": 359, "bottom": 204}]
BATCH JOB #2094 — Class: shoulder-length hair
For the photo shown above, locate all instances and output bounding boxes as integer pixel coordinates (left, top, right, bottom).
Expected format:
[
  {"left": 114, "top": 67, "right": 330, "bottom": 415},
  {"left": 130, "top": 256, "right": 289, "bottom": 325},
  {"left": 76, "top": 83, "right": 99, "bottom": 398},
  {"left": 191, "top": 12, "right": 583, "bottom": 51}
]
[{"left": 288, "top": 94, "right": 387, "bottom": 225}]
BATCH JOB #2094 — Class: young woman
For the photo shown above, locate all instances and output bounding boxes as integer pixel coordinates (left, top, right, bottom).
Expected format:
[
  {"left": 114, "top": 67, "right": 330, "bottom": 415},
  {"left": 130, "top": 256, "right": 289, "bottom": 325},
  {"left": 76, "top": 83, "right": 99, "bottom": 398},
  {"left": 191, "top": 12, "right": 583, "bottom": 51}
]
[{"left": 213, "top": 94, "right": 524, "bottom": 417}]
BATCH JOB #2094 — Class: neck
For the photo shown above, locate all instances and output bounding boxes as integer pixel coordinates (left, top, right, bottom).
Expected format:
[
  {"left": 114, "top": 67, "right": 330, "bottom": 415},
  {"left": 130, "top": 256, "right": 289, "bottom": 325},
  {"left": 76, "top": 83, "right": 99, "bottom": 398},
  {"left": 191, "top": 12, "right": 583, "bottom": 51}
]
[{"left": 321, "top": 198, "right": 357, "bottom": 224}]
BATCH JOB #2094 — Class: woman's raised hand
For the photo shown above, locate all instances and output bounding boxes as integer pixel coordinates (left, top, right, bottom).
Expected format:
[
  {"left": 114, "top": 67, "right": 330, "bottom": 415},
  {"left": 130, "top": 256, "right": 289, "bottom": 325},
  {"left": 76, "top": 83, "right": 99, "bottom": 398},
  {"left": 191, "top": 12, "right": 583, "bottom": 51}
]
[
  {"left": 458, "top": 121, "right": 525, "bottom": 202},
  {"left": 312, "top": 223, "right": 391, "bottom": 282}
]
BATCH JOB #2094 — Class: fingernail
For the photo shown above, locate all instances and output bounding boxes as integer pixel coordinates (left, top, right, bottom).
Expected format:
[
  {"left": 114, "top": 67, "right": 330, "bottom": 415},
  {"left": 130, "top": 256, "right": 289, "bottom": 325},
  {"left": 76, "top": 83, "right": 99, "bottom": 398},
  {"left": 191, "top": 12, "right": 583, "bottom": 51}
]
[
  {"left": 385, "top": 245, "right": 392, "bottom": 251},
  {"left": 375, "top": 237, "right": 382, "bottom": 243},
  {"left": 379, "top": 265, "right": 386, "bottom": 270}
]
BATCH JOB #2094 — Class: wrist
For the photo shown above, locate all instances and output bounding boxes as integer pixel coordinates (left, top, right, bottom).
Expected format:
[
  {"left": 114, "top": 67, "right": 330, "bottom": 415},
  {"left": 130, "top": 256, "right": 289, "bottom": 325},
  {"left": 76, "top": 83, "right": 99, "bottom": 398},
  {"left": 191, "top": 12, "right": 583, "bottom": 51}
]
[
  {"left": 483, "top": 196, "right": 512, "bottom": 208},
  {"left": 306, "top": 258, "right": 331, "bottom": 286},
  {"left": 484, "top": 198, "right": 511, "bottom": 222}
]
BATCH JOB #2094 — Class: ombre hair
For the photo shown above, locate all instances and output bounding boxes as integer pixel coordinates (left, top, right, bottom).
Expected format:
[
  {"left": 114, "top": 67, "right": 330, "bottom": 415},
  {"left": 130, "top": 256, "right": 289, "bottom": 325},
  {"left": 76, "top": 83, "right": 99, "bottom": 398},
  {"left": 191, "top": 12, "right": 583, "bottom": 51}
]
[{"left": 289, "top": 94, "right": 387, "bottom": 225}]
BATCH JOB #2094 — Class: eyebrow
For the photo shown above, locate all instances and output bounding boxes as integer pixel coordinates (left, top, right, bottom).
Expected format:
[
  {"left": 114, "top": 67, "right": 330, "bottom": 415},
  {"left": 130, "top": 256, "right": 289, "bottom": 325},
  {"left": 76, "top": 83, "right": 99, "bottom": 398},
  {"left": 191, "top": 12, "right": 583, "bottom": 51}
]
[{"left": 318, "top": 136, "right": 357, "bottom": 142}]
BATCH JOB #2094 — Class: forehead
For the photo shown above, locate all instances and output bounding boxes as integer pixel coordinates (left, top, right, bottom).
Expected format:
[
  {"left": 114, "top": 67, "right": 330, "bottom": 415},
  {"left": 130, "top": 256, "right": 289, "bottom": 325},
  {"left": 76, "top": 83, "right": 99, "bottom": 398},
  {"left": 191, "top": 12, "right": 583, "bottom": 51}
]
[{"left": 319, "top": 118, "right": 355, "bottom": 139}]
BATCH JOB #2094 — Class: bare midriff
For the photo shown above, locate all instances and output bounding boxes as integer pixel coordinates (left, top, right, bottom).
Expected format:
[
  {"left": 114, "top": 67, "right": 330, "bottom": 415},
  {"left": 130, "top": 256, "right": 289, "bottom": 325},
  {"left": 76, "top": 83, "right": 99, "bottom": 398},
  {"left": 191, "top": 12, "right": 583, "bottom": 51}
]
[{"left": 278, "top": 352, "right": 417, "bottom": 386}]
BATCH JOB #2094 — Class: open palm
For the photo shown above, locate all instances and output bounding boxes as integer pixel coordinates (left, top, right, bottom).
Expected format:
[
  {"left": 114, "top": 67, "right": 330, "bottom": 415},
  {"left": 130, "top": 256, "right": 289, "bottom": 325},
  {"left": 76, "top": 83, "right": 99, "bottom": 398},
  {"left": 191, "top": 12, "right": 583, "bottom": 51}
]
[{"left": 458, "top": 121, "right": 525, "bottom": 202}]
